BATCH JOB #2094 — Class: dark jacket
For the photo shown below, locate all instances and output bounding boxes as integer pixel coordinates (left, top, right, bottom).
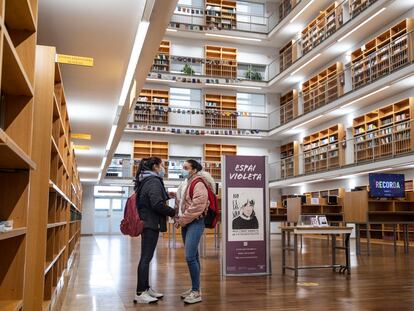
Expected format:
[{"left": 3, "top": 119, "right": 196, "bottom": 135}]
[
  {"left": 136, "top": 176, "right": 175, "bottom": 232},
  {"left": 232, "top": 215, "right": 259, "bottom": 230}
]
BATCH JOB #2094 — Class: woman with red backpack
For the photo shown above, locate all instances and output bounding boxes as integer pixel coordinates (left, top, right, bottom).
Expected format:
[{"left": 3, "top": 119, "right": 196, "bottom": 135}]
[
  {"left": 175, "top": 159, "right": 216, "bottom": 304},
  {"left": 133, "top": 157, "right": 176, "bottom": 304}
]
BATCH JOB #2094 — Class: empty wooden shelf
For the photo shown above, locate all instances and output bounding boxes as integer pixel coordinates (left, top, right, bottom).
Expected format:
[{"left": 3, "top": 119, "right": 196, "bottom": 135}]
[
  {"left": 205, "top": 45, "right": 237, "bottom": 79},
  {"left": 133, "top": 140, "right": 169, "bottom": 177}
]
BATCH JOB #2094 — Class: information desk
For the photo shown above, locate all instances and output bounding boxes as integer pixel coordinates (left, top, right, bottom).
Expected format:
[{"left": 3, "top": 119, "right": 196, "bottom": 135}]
[{"left": 281, "top": 226, "right": 353, "bottom": 277}]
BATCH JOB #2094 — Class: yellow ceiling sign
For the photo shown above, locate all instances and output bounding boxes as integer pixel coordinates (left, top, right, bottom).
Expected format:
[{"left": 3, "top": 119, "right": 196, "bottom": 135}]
[
  {"left": 73, "top": 145, "right": 91, "bottom": 150},
  {"left": 56, "top": 54, "right": 94, "bottom": 67},
  {"left": 71, "top": 133, "right": 92, "bottom": 140}
]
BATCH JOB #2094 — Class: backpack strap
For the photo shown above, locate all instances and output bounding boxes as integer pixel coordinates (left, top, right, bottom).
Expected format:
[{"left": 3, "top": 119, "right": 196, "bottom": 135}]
[{"left": 189, "top": 177, "right": 207, "bottom": 200}]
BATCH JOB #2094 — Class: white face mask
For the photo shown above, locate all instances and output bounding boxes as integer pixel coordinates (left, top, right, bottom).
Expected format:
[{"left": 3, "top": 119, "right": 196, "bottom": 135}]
[{"left": 158, "top": 168, "right": 165, "bottom": 178}]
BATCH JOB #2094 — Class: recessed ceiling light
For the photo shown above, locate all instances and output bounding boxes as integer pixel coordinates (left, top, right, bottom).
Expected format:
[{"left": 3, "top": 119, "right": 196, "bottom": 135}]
[
  {"left": 205, "top": 33, "right": 262, "bottom": 42},
  {"left": 337, "top": 7, "right": 386, "bottom": 42},
  {"left": 290, "top": 0, "right": 315, "bottom": 23},
  {"left": 73, "top": 145, "right": 91, "bottom": 150},
  {"left": 340, "top": 85, "right": 390, "bottom": 109},
  {"left": 290, "top": 53, "right": 321, "bottom": 76},
  {"left": 166, "top": 28, "right": 177, "bottom": 32},
  {"left": 292, "top": 115, "right": 323, "bottom": 129}
]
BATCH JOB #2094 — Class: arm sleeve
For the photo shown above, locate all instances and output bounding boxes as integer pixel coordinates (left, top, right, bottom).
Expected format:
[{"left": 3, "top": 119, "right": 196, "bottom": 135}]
[
  {"left": 148, "top": 180, "right": 176, "bottom": 217},
  {"left": 179, "top": 182, "right": 208, "bottom": 227}
]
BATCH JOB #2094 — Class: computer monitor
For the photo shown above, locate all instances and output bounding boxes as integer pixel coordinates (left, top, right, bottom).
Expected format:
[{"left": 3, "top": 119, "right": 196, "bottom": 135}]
[{"left": 328, "top": 195, "right": 338, "bottom": 205}]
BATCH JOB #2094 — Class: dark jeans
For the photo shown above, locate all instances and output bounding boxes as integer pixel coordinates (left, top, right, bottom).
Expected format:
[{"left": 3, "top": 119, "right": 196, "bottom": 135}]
[
  {"left": 182, "top": 218, "right": 205, "bottom": 291},
  {"left": 137, "top": 228, "right": 159, "bottom": 293}
]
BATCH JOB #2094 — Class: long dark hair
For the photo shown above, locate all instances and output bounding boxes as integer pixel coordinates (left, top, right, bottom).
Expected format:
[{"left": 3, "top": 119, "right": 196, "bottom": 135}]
[
  {"left": 185, "top": 159, "right": 203, "bottom": 172},
  {"left": 134, "top": 157, "right": 163, "bottom": 191}
]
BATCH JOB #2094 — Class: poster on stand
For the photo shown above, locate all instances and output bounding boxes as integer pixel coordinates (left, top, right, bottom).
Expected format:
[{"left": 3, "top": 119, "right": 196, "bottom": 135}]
[{"left": 222, "top": 155, "right": 270, "bottom": 276}]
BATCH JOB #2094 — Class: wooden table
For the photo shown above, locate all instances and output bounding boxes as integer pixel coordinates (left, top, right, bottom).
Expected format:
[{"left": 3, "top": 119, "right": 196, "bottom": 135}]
[{"left": 281, "top": 226, "right": 353, "bottom": 277}]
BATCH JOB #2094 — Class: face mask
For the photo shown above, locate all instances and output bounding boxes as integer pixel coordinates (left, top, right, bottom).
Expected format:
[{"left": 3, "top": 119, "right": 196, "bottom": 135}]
[
  {"left": 182, "top": 170, "right": 190, "bottom": 178},
  {"left": 158, "top": 168, "right": 165, "bottom": 178}
]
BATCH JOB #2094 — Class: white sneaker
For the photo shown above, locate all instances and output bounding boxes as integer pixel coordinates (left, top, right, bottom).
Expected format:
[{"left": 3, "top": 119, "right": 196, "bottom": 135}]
[
  {"left": 180, "top": 288, "right": 192, "bottom": 299},
  {"left": 183, "top": 291, "right": 202, "bottom": 304},
  {"left": 148, "top": 287, "right": 164, "bottom": 299},
  {"left": 133, "top": 290, "right": 158, "bottom": 304}
]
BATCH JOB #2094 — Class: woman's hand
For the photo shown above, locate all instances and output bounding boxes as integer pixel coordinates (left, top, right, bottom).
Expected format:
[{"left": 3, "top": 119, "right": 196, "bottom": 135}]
[{"left": 168, "top": 191, "right": 176, "bottom": 199}]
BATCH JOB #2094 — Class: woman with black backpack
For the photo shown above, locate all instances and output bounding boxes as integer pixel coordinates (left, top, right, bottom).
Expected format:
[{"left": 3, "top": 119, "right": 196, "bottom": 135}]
[{"left": 134, "top": 157, "right": 176, "bottom": 304}]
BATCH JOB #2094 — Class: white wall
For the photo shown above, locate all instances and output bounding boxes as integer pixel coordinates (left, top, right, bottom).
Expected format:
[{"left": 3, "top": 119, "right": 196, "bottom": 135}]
[
  {"left": 166, "top": 36, "right": 276, "bottom": 65},
  {"left": 80, "top": 184, "right": 94, "bottom": 235}
]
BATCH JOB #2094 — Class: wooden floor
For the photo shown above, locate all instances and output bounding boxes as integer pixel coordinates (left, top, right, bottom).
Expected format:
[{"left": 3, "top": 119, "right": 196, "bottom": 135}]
[{"left": 61, "top": 234, "right": 414, "bottom": 311}]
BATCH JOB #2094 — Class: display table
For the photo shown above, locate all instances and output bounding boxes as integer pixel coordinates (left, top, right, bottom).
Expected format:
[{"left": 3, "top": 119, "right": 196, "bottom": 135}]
[{"left": 281, "top": 226, "right": 353, "bottom": 277}]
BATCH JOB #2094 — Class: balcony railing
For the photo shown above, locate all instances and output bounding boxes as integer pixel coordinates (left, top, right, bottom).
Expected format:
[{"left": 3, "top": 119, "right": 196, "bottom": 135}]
[
  {"left": 169, "top": 1, "right": 302, "bottom": 34},
  {"left": 269, "top": 119, "right": 414, "bottom": 181},
  {"left": 268, "top": 0, "right": 379, "bottom": 80},
  {"left": 133, "top": 103, "right": 269, "bottom": 130},
  {"left": 150, "top": 54, "right": 268, "bottom": 82}
]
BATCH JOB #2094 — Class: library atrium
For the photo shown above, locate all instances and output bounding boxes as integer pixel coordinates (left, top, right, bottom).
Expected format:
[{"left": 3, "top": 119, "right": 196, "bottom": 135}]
[{"left": 2, "top": 0, "right": 414, "bottom": 310}]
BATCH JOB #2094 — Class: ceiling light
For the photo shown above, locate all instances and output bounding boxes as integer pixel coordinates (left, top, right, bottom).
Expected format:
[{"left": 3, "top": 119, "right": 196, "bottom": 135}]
[
  {"left": 205, "top": 33, "right": 262, "bottom": 42},
  {"left": 290, "top": 0, "right": 315, "bottom": 23},
  {"left": 212, "top": 84, "right": 262, "bottom": 90},
  {"left": 290, "top": 53, "right": 321, "bottom": 76},
  {"left": 337, "top": 7, "right": 386, "bottom": 42},
  {"left": 146, "top": 78, "right": 176, "bottom": 83},
  {"left": 78, "top": 167, "right": 101, "bottom": 173},
  {"left": 118, "top": 21, "right": 149, "bottom": 107},
  {"left": 292, "top": 115, "right": 323, "bottom": 129},
  {"left": 290, "top": 178, "right": 325, "bottom": 186},
  {"left": 80, "top": 178, "right": 99, "bottom": 183},
  {"left": 166, "top": 28, "right": 177, "bottom": 32},
  {"left": 100, "top": 157, "right": 107, "bottom": 170},
  {"left": 106, "top": 125, "right": 117, "bottom": 151},
  {"left": 340, "top": 85, "right": 390, "bottom": 108}
]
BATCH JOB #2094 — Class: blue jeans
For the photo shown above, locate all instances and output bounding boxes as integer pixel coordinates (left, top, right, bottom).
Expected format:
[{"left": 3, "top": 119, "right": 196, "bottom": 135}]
[{"left": 182, "top": 218, "right": 205, "bottom": 292}]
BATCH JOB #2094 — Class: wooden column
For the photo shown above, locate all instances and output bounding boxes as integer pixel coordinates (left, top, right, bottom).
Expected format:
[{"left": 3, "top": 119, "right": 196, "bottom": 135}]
[{"left": 24, "top": 45, "right": 55, "bottom": 311}]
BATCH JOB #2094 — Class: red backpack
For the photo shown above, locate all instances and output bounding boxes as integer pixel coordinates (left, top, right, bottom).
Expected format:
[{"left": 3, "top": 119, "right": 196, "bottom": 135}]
[
  {"left": 189, "top": 178, "right": 220, "bottom": 229},
  {"left": 120, "top": 193, "right": 144, "bottom": 237}
]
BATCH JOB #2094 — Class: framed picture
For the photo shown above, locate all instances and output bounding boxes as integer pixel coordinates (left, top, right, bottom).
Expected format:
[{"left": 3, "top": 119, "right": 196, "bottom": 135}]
[{"left": 318, "top": 216, "right": 329, "bottom": 227}]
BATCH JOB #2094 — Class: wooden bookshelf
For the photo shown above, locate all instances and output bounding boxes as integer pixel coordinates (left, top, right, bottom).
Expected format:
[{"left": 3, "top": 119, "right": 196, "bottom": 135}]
[
  {"left": 344, "top": 189, "right": 414, "bottom": 243},
  {"left": 302, "top": 62, "right": 344, "bottom": 114},
  {"left": 204, "top": 144, "right": 237, "bottom": 180},
  {"left": 279, "top": 40, "right": 297, "bottom": 72},
  {"left": 287, "top": 196, "right": 344, "bottom": 225},
  {"left": 280, "top": 89, "right": 298, "bottom": 125},
  {"left": 279, "top": 0, "right": 298, "bottom": 21},
  {"left": 204, "top": 94, "right": 237, "bottom": 128},
  {"left": 351, "top": 19, "right": 414, "bottom": 90},
  {"left": 301, "top": 2, "right": 343, "bottom": 55},
  {"left": 303, "top": 124, "right": 345, "bottom": 174},
  {"left": 205, "top": 45, "right": 237, "bottom": 79},
  {"left": 133, "top": 140, "right": 169, "bottom": 177},
  {"left": 152, "top": 40, "right": 170, "bottom": 73},
  {"left": 134, "top": 89, "right": 169, "bottom": 125},
  {"left": 23, "top": 47, "right": 82, "bottom": 311},
  {"left": 280, "top": 141, "right": 299, "bottom": 178},
  {"left": 353, "top": 98, "right": 414, "bottom": 162},
  {"left": 205, "top": 0, "right": 237, "bottom": 30},
  {"left": 0, "top": 1, "right": 38, "bottom": 309}
]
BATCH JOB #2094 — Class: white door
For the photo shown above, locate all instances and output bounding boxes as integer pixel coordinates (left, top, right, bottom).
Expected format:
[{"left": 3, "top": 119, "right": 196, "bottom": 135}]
[{"left": 94, "top": 197, "right": 127, "bottom": 235}]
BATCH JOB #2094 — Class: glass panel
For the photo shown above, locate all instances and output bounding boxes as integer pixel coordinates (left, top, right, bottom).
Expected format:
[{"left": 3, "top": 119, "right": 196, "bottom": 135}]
[
  {"left": 95, "top": 198, "right": 110, "bottom": 210},
  {"left": 112, "top": 199, "right": 123, "bottom": 211}
]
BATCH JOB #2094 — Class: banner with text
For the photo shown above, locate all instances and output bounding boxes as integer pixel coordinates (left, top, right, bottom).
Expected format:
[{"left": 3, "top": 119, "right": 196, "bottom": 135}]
[{"left": 223, "top": 155, "right": 270, "bottom": 276}]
